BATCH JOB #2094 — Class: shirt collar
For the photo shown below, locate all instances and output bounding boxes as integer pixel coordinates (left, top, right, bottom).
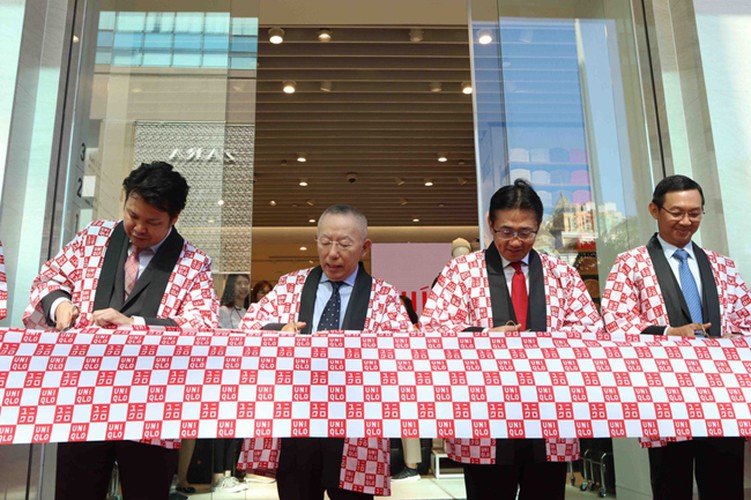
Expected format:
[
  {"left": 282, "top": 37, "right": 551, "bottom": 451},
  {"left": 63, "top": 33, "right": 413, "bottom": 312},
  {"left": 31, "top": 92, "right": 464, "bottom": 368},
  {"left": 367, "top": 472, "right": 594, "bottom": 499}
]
[
  {"left": 320, "top": 265, "right": 358, "bottom": 287},
  {"left": 657, "top": 233, "right": 696, "bottom": 261},
  {"left": 501, "top": 252, "right": 530, "bottom": 269}
]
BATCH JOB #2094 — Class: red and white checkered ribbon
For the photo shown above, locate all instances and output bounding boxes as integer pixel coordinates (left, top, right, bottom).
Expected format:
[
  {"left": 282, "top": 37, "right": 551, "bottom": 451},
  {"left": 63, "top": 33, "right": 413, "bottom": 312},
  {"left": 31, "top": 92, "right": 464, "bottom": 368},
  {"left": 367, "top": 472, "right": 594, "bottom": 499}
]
[{"left": 1, "top": 326, "right": 751, "bottom": 445}]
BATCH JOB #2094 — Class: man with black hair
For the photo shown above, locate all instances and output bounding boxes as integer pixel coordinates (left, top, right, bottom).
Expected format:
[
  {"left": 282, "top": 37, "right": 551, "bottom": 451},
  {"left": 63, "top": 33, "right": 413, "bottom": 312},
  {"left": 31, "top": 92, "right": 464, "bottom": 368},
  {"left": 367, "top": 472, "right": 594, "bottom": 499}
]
[
  {"left": 602, "top": 174, "right": 751, "bottom": 499},
  {"left": 24, "top": 161, "right": 218, "bottom": 499},
  {"left": 421, "top": 179, "right": 602, "bottom": 499}
]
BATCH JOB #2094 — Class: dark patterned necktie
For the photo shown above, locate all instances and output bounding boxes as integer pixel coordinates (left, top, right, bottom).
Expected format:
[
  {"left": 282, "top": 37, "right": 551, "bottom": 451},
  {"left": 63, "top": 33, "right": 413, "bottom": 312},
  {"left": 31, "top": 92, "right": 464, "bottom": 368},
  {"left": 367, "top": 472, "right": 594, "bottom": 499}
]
[{"left": 317, "top": 281, "right": 343, "bottom": 331}]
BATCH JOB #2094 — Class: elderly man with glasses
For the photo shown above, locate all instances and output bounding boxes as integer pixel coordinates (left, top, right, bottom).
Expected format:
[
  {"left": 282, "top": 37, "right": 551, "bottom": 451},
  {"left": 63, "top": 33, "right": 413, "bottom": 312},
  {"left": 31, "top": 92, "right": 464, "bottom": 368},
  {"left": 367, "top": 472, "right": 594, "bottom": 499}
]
[
  {"left": 601, "top": 174, "right": 751, "bottom": 500},
  {"left": 421, "top": 179, "right": 602, "bottom": 500},
  {"left": 237, "top": 204, "right": 413, "bottom": 500}
]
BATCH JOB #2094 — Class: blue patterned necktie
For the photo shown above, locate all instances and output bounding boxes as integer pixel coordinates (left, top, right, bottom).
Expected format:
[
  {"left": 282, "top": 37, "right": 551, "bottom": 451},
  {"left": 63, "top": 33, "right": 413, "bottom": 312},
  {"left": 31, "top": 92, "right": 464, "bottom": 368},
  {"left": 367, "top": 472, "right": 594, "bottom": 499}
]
[
  {"left": 317, "top": 281, "right": 344, "bottom": 331},
  {"left": 673, "top": 249, "right": 703, "bottom": 323}
]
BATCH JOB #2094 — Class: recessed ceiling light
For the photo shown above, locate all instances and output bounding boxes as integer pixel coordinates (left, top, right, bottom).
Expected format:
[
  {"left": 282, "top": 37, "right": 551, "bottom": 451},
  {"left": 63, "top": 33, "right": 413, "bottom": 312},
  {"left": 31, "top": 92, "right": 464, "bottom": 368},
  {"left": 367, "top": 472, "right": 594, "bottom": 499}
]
[
  {"left": 395, "top": 177, "right": 405, "bottom": 186},
  {"left": 400, "top": 198, "right": 408, "bottom": 206},
  {"left": 320, "top": 80, "right": 333, "bottom": 92},
  {"left": 217, "top": 199, "right": 225, "bottom": 206},
  {"left": 297, "top": 153, "right": 307, "bottom": 162},
  {"left": 308, "top": 218, "right": 316, "bottom": 223},
  {"left": 306, "top": 200, "right": 314, "bottom": 206},
  {"left": 477, "top": 29, "right": 493, "bottom": 45},
  {"left": 437, "top": 153, "right": 448, "bottom": 162},
  {"left": 268, "top": 27, "right": 285, "bottom": 44},
  {"left": 299, "top": 246, "right": 307, "bottom": 251},
  {"left": 299, "top": 179, "right": 308, "bottom": 187},
  {"left": 283, "top": 81, "right": 296, "bottom": 94},
  {"left": 409, "top": 28, "right": 424, "bottom": 42},
  {"left": 412, "top": 218, "right": 420, "bottom": 223},
  {"left": 269, "top": 200, "right": 277, "bottom": 206},
  {"left": 424, "top": 179, "right": 434, "bottom": 187},
  {"left": 317, "top": 28, "right": 332, "bottom": 42},
  {"left": 429, "top": 82, "right": 442, "bottom": 93},
  {"left": 461, "top": 82, "right": 473, "bottom": 94},
  {"left": 438, "top": 203, "right": 445, "bottom": 208}
]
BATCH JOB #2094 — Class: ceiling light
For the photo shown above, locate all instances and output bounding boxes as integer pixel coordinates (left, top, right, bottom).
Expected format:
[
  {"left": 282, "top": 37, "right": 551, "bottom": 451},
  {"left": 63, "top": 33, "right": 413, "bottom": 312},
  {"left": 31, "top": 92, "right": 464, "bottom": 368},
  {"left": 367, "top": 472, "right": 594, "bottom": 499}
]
[
  {"left": 424, "top": 179, "right": 434, "bottom": 187},
  {"left": 320, "top": 80, "right": 333, "bottom": 92},
  {"left": 283, "top": 81, "right": 296, "bottom": 94},
  {"left": 268, "top": 27, "right": 285, "bottom": 44},
  {"left": 400, "top": 198, "right": 408, "bottom": 206},
  {"left": 461, "top": 82, "right": 473, "bottom": 94},
  {"left": 412, "top": 218, "right": 421, "bottom": 223},
  {"left": 477, "top": 29, "right": 493, "bottom": 45},
  {"left": 299, "top": 179, "right": 308, "bottom": 187},
  {"left": 306, "top": 200, "right": 315, "bottom": 206},
  {"left": 297, "top": 153, "right": 307, "bottom": 162},
  {"left": 409, "top": 28, "right": 424, "bottom": 42},
  {"left": 269, "top": 200, "right": 277, "bottom": 206},
  {"left": 395, "top": 177, "right": 405, "bottom": 186},
  {"left": 73, "top": 35, "right": 80, "bottom": 43},
  {"left": 317, "top": 28, "right": 332, "bottom": 42},
  {"left": 308, "top": 218, "right": 316, "bottom": 223},
  {"left": 458, "top": 160, "right": 466, "bottom": 166},
  {"left": 300, "top": 246, "right": 307, "bottom": 251},
  {"left": 437, "top": 153, "right": 448, "bottom": 163},
  {"left": 438, "top": 203, "right": 446, "bottom": 208},
  {"left": 429, "top": 82, "right": 442, "bottom": 93},
  {"left": 217, "top": 199, "right": 225, "bottom": 206}
]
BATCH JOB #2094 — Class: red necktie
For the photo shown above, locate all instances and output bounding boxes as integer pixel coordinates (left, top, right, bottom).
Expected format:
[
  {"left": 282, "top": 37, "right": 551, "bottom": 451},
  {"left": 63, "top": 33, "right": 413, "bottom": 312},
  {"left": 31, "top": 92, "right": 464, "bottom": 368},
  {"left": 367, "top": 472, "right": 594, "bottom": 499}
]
[
  {"left": 510, "top": 261, "right": 528, "bottom": 330},
  {"left": 124, "top": 248, "right": 142, "bottom": 299}
]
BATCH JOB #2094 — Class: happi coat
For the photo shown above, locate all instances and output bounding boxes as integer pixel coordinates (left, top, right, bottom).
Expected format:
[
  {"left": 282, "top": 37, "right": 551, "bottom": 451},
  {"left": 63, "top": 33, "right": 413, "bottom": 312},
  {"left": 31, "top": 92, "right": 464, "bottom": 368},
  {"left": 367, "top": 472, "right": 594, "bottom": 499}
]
[
  {"left": 421, "top": 246, "right": 603, "bottom": 464},
  {"left": 237, "top": 264, "right": 413, "bottom": 496},
  {"left": 602, "top": 234, "right": 751, "bottom": 446}
]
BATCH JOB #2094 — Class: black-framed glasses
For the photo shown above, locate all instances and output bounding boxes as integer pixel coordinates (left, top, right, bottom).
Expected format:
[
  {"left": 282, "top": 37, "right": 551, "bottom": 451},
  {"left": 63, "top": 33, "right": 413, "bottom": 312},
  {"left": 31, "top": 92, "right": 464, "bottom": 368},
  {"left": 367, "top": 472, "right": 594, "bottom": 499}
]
[
  {"left": 491, "top": 228, "right": 537, "bottom": 241},
  {"left": 658, "top": 206, "right": 704, "bottom": 221}
]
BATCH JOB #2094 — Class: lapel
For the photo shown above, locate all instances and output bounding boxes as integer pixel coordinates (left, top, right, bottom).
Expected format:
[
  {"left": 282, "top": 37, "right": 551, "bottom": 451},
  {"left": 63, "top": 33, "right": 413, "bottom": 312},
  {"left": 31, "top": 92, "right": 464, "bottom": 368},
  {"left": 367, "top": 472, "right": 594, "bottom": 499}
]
[
  {"left": 646, "top": 234, "right": 692, "bottom": 327},
  {"left": 341, "top": 263, "right": 371, "bottom": 330},
  {"left": 485, "top": 244, "right": 547, "bottom": 331},
  {"left": 120, "top": 227, "right": 184, "bottom": 316},
  {"left": 93, "top": 221, "right": 128, "bottom": 311},
  {"left": 298, "top": 267, "right": 322, "bottom": 334},
  {"left": 692, "top": 242, "right": 722, "bottom": 337},
  {"left": 297, "top": 263, "right": 372, "bottom": 333}
]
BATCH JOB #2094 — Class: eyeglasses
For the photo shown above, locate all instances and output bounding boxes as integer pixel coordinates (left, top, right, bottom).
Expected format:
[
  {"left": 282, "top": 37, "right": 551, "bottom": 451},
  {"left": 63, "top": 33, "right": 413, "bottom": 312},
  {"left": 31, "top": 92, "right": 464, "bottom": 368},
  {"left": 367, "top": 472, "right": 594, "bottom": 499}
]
[
  {"left": 492, "top": 228, "right": 537, "bottom": 241},
  {"left": 316, "top": 238, "right": 356, "bottom": 251},
  {"left": 659, "top": 206, "right": 704, "bottom": 221}
]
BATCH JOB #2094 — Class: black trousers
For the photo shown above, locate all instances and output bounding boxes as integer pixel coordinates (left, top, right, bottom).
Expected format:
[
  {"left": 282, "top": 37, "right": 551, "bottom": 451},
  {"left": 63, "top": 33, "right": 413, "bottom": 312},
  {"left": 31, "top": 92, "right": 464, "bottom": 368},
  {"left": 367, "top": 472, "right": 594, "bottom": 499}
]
[
  {"left": 648, "top": 437, "right": 745, "bottom": 500},
  {"left": 56, "top": 441, "right": 178, "bottom": 500},
  {"left": 463, "top": 439, "right": 567, "bottom": 500},
  {"left": 276, "top": 438, "right": 373, "bottom": 500},
  {"left": 212, "top": 438, "right": 240, "bottom": 474}
]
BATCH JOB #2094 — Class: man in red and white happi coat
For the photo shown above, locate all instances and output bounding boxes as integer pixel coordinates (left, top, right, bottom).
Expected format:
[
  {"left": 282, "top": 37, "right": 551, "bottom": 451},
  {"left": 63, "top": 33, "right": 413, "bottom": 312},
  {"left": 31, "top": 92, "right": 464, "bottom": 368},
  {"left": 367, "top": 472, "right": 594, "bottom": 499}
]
[
  {"left": 421, "top": 180, "right": 602, "bottom": 500},
  {"left": 23, "top": 162, "right": 218, "bottom": 500},
  {"left": 238, "top": 204, "right": 412, "bottom": 500},
  {"left": 602, "top": 175, "right": 751, "bottom": 500},
  {"left": 0, "top": 240, "right": 7, "bottom": 320}
]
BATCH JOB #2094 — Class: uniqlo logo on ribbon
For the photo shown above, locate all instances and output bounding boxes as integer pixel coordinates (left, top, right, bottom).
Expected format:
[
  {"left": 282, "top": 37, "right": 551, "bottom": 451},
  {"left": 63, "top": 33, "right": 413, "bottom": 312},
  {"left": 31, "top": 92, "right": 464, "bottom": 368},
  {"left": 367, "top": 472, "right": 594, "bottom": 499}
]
[
  {"left": 472, "top": 420, "right": 491, "bottom": 438},
  {"left": 11, "top": 356, "right": 30, "bottom": 371},
  {"left": 401, "top": 419, "right": 419, "bottom": 438},
  {"left": 217, "top": 420, "right": 235, "bottom": 438},
  {"left": 437, "top": 419, "right": 455, "bottom": 437},
  {"left": 346, "top": 371, "right": 363, "bottom": 385},
  {"left": 168, "top": 369, "right": 187, "bottom": 385},
  {"left": 132, "top": 370, "right": 152, "bottom": 385},
  {"left": 46, "top": 356, "right": 66, "bottom": 371},
  {"left": 503, "top": 386, "right": 521, "bottom": 402},
  {"left": 507, "top": 420, "right": 525, "bottom": 438},
  {"left": 380, "top": 371, "right": 398, "bottom": 385},
  {"left": 291, "top": 419, "right": 309, "bottom": 437},
  {"left": 239, "top": 369, "right": 257, "bottom": 385},
  {"left": 364, "top": 386, "right": 381, "bottom": 402},
  {"left": 311, "top": 371, "right": 328, "bottom": 385},
  {"left": 274, "top": 402, "right": 292, "bottom": 419},
  {"left": 418, "top": 402, "right": 436, "bottom": 419},
  {"left": 154, "top": 356, "right": 172, "bottom": 370},
  {"left": 365, "top": 419, "right": 382, "bottom": 437},
  {"left": 148, "top": 386, "right": 166, "bottom": 402},
  {"left": 382, "top": 402, "right": 400, "bottom": 419},
  {"left": 118, "top": 356, "right": 136, "bottom": 370},
  {"left": 570, "top": 386, "right": 588, "bottom": 402},
  {"left": 328, "top": 386, "right": 345, "bottom": 402},
  {"left": 201, "top": 402, "right": 219, "bottom": 420},
  {"left": 32, "top": 424, "right": 52, "bottom": 443},
  {"left": 641, "top": 420, "right": 660, "bottom": 439},
  {"left": 220, "top": 385, "right": 238, "bottom": 402},
  {"left": 91, "top": 404, "right": 109, "bottom": 422},
  {"left": 362, "top": 359, "right": 380, "bottom": 371},
  {"left": 203, "top": 369, "right": 222, "bottom": 385},
  {"left": 24, "top": 371, "right": 44, "bottom": 388},
  {"left": 143, "top": 421, "right": 162, "bottom": 440},
  {"left": 180, "top": 420, "right": 199, "bottom": 438},
  {"left": 18, "top": 406, "right": 37, "bottom": 424},
  {"left": 453, "top": 402, "right": 471, "bottom": 419},
  {"left": 706, "top": 420, "right": 724, "bottom": 437},
  {"left": 541, "top": 420, "right": 559, "bottom": 438},
  {"left": 238, "top": 402, "right": 255, "bottom": 419},
  {"left": 399, "top": 386, "right": 417, "bottom": 402},
  {"left": 328, "top": 419, "right": 346, "bottom": 437},
  {"left": 68, "top": 423, "right": 89, "bottom": 442},
  {"left": 184, "top": 385, "right": 202, "bottom": 402},
  {"left": 38, "top": 388, "right": 58, "bottom": 406},
  {"left": 434, "top": 386, "right": 452, "bottom": 402},
  {"left": 163, "top": 402, "right": 183, "bottom": 420},
  {"left": 54, "top": 405, "right": 74, "bottom": 423},
  {"left": 311, "top": 402, "right": 328, "bottom": 419}
]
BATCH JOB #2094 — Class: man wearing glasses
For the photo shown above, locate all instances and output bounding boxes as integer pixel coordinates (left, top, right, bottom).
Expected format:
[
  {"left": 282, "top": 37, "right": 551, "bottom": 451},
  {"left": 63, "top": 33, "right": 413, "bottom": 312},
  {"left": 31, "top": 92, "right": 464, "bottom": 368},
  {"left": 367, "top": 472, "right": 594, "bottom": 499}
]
[
  {"left": 237, "top": 204, "right": 412, "bottom": 500},
  {"left": 601, "top": 174, "right": 751, "bottom": 499},
  {"left": 421, "top": 179, "right": 602, "bottom": 499}
]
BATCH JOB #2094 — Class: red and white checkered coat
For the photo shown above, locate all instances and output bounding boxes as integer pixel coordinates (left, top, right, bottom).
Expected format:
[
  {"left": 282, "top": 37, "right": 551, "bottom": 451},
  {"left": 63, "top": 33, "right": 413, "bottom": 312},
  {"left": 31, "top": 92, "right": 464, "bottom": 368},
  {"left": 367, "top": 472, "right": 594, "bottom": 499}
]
[
  {"left": 238, "top": 267, "right": 412, "bottom": 496},
  {"left": 602, "top": 244, "right": 751, "bottom": 447},
  {"left": 421, "top": 249, "right": 603, "bottom": 464},
  {"left": 22, "top": 220, "right": 219, "bottom": 449},
  {"left": 0, "top": 240, "right": 7, "bottom": 320}
]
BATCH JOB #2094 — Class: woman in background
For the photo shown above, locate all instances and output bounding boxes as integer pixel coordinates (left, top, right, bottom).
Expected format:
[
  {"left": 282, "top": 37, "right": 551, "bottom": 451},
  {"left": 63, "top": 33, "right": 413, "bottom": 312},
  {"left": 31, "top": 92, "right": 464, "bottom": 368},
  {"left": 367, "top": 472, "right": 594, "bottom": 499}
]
[
  {"left": 250, "top": 279, "right": 272, "bottom": 304},
  {"left": 219, "top": 274, "right": 251, "bottom": 330}
]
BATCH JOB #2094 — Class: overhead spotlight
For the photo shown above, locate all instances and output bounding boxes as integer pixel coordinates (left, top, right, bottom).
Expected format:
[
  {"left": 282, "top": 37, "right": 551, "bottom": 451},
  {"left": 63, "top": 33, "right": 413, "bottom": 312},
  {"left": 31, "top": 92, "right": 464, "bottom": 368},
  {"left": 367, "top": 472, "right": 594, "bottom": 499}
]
[
  {"left": 395, "top": 177, "right": 405, "bottom": 186},
  {"left": 429, "top": 82, "right": 443, "bottom": 93},
  {"left": 409, "top": 28, "right": 424, "bottom": 42},
  {"left": 458, "top": 160, "right": 466, "bottom": 166},
  {"left": 268, "top": 27, "right": 285, "bottom": 44},
  {"left": 424, "top": 179, "right": 434, "bottom": 187},
  {"left": 477, "top": 29, "right": 493, "bottom": 45},
  {"left": 461, "top": 82, "right": 473, "bottom": 94},
  {"left": 299, "top": 179, "right": 308, "bottom": 187},
  {"left": 306, "top": 199, "right": 315, "bottom": 206},
  {"left": 299, "top": 246, "right": 307, "bottom": 251},
  {"left": 269, "top": 200, "right": 277, "bottom": 206},
  {"left": 412, "top": 218, "right": 421, "bottom": 223},
  {"left": 437, "top": 153, "right": 448, "bottom": 163},
  {"left": 217, "top": 199, "right": 225, "bottom": 206},
  {"left": 308, "top": 218, "right": 316, "bottom": 223},
  {"left": 400, "top": 198, "right": 409, "bottom": 206},
  {"left": 283, "top": 81, "right": 296, "bottom": 94},
  {"left": 317, "top": 28, "right": 332, "bottom": 42},
  {"left": 320, "top": 80, "right": 333, "bottom": 92},
  {"left": 297, "top": 153, "right": 307, "bottom": 162}
]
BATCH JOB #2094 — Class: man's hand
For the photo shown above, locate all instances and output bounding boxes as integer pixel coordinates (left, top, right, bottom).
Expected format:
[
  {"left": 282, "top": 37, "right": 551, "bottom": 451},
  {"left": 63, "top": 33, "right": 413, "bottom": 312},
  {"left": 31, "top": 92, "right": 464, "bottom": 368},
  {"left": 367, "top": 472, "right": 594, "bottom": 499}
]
[
  {"left": 667, "top": 322, "right": 711, "bottom": 337},
  {"left": 91, "top": 308, "right": 134, "bottom": 328},
  {"left": 281, "top": 321, "right": 306, "bottom": 333},
  {"left": 488, "top": 324, "right": 522, "bottom": 333},
  {"left": 54, "top": 302, "right": 79, "bottom": 330}
]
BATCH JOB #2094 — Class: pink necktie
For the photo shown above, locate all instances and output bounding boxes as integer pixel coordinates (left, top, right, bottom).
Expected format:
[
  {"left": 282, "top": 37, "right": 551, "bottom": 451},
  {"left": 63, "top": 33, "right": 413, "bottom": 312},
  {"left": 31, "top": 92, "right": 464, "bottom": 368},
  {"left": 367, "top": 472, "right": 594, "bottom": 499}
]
[
  {"left": 124, "top": 248, "right": 142, "bottom": 299},
  {"left": 510, "top": 261, "right": 528, "bottom": 330}
]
